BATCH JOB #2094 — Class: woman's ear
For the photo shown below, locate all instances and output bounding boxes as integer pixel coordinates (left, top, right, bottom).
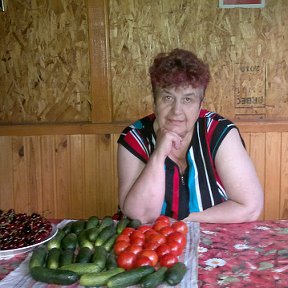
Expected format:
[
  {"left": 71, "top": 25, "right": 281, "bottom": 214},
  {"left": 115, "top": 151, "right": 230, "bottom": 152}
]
[
  {"left": 152, "top": 94, "right": 156, "bottom": 111},
  {"left": 153, "top": 100, "right": 156, "bottom": 112}
]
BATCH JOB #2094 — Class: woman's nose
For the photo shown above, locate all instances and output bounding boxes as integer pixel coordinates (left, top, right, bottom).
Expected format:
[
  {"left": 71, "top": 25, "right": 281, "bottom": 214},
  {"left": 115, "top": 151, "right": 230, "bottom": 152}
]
[{"left": 172, "top": 100, "right": 182, "bottom": 114}]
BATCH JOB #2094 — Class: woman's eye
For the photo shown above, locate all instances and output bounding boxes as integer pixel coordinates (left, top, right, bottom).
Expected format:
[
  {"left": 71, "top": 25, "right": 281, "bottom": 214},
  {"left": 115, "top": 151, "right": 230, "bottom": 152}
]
[{"left": 163, "top": 95, "right": 173, "bottom": 101}]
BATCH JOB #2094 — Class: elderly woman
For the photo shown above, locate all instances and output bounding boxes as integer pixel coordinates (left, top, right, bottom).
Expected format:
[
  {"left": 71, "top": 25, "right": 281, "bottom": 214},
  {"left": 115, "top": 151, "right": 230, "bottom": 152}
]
[{"left": 117, "top": 48, "right": 263, "bottom": 224}]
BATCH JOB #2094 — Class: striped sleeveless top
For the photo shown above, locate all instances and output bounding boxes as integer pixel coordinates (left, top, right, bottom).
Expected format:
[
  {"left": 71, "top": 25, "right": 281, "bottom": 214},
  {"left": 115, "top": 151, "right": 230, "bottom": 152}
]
[{"left": 117, "top": 109, "right": 240, "bottom": 220}]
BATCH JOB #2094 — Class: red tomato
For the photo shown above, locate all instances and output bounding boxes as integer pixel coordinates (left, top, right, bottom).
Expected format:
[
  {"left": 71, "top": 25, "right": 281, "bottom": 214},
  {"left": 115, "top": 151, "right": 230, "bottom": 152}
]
[
  {"left": 144, "top": 241, "right": 160, "bottom": 251},
  {"left": 134, "top": 255, "right": 152, "bottom": 267},
  {"left": 137, "top": 225, "right": 152, "bottom": 234},
  {"left": 121, "top": 227, "right": 135, "bottom": 236},
  {"left": 167, "top": 240, "right": 183, "bottom": 256},
  {"left": 167, "top": 232, "right": 187, "bottom": 248},
  {"left": 113, "top": 240, "right": 130, "bottom": 255},
  {"left": 130, "top": 230, "right": 145, "bottom": 241},
  {"left": 144, "top": 229, "right": 158, "bottom": 241},
  {"left": 148, "top": 233, "right": 167, "bottom": 245},
  {"left": 159, "top": 226, "right": 174, "bottom": 237},
  {"left": 139, "top": 249, "right": 159, "bottom": 267},
  {"left": 125, "top": 244, "right": 143, "bottom": 255},
  {"left": 117, "top": 251, "right": 137, "bottom": 270},
  {"left": 159, "top": 253, "right": 178, "bottom": 268},
  {"left": 152, "top": 221, "right": 169, "bottom": 232},
  {"left": 155, "top": 215, "right": 170, "bottom": 224},
  {"left": 155, "top": 244, "right": 171, "bottom": 258},
  {"left": 130, "top": 237, "right": 145, "bottom": 247},
  {"left": 171, "top": 221, "right": 188, "bottom": 235},
  {"left": 116, "top": 234, "right": 130, "bottom": 243}
]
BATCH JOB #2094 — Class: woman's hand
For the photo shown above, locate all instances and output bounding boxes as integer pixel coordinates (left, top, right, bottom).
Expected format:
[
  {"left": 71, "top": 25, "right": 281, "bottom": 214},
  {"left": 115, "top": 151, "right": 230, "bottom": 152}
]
[{"left": 154, "top": 127, "right": 183, "bottom": 159}]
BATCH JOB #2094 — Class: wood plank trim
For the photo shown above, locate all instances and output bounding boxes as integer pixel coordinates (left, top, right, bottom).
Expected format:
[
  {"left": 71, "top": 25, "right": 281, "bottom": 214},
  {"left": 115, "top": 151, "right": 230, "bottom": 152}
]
[
  {"left": 1, "top": 120, "right": 288, "bottom": 136},
  {"left": 87, "top": 0, "right": 112, "bottom": 123},
  {"left": 237, "top": 121, "right": 288, "bottom": 133},
  {"left": 0, "top": 123, "right": 127, "bottom": 136}
]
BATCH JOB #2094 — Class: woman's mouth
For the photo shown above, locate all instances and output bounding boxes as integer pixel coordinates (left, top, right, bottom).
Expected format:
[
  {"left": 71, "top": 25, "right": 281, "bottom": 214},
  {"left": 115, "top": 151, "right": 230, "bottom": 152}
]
[{"left": 167, "top": 119, "right": 184, "bottom": 125}]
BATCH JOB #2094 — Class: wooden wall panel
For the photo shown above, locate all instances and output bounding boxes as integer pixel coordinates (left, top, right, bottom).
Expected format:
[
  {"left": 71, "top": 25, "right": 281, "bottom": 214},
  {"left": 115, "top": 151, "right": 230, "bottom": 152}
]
[
  {"left": 241, "top": 133, "right": 250, "bottom": 152},
  {"left": 95, "top": 134, "right": 117, "bottom": 217},
  {"left": 41, "top": 136, "right": 56, "bottom": 219},
  {"left": 0, "top": 128, "right": 287, "bottom": 220},
  {"left": 83, "top": 134, "right": 118, "bottom": 218},
  {"left": 55, "top": 135, "right": 71, "bottom": 218},
  {"left": 87, "top": 0, "right": 112, "bottom": 123},
  {"left": 250, "top": 133, "right": 266, "bottom": 220},
  {"left": 26, "top": 136, "right": 43, "bottom": 214},
  {"left": 280, "top": 132, "right": 288, "bottom": 219},
  {"left": 84, "top": 135, "right": 100, "bottom": 217},
  {"left": 264, "top": 132, "right": 281, "bottom": 220},
  {"left": 12, "top": 137, "right": 29, "bottom": 213},
  {"left": 70, "top": 135, "right": 84, "bottom": 219},
  {"left": 0, "top": 137, "right": 14, "bottom": 209},
  {"left": 112, "top": 134, "right": 120, "bottom": 209}
]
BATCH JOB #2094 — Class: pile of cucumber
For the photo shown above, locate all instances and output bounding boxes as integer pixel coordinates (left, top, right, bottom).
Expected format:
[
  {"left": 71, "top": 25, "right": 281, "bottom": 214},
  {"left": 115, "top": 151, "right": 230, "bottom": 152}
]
[{"left": 29, "top": 215, "right": 187, "bottom": 287}]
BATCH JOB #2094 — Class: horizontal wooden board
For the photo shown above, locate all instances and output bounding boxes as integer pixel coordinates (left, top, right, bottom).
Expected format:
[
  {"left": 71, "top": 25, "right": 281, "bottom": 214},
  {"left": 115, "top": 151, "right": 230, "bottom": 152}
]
[{"left": 1, "top": 120, "right": 288, "bottom": 137}]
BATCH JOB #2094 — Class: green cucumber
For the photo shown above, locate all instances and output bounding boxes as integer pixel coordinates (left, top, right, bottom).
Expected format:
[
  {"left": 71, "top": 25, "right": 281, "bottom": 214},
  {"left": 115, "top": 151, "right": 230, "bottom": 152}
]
[
  {"left": 98, "top": 216, "right": 114, "bottom": 232},
  {"left": 164, "top": 262, "right": 187, "bottom": 285},
  {"left": 30, "top": 267, "right": 79, "bottom": 285},
  {"left": 76, "top": 247, "right": 93, "bottom": 263},
  {"left": 60, "top": 263, "right": 103, "bottom": 275},
  {"left": 127, "top": 218, "right": 142, "bottom": 229},
  {"left": 95, "top": 225, "right": 116, "bottom": 246},
  {"left": 59, "top": 249, "right": 74, "bottom": 267},
  {"left": 105, "top": 253, "right": 118, "bottom": 270},
  {"left": 71, "top": 220, "right": 86, "bottom": 234},
  {"left": 140, "top": 266, "right": 168, "bottom": 288},
  {"left": 92, "top": 246, "right": 107, "bottom": 271},
  {"left": 107, "top": 266, "right": 155, "bottom": 288},
  {"left": 86, "top": 215, "right": 99, "bottom": 229},
  {"left": 86, "top": 227, "right": 101, "bottom": 242},
  {"left": 103, "top": 234, "right": 117, "bottom": 252},
  {"left": 46, "top": 248, "right": 61, "bottom": 269},
  {"left": 61, "top": 221, "right": 73, "bottom": 234},
  {"left": 80, "top": 267, "right": 125, "bottom": 286},
  {"left": 116, "top": 218, "right": 130, "bottom": 234},
  {"left": 78, "top": 230, "right": 94, "bottom": 250},
  {"left": 47, "top": 229, "right": 66, "bottom": 250},
  {"left": 29, "top": 246, "right": 47, "bottom": 269},
  {"left": 61, "top": 233, "right": 78, "bottom": 250}
]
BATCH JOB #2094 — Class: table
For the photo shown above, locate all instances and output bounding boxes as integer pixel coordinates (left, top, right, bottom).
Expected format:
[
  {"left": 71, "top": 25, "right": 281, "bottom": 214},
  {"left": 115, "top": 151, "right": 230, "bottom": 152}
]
[
  {"left": 198, "top": 220, "right": 288, "bottom": 287},
  {"left": 1, "top": 220, "right": 288, "bottom": 287}
]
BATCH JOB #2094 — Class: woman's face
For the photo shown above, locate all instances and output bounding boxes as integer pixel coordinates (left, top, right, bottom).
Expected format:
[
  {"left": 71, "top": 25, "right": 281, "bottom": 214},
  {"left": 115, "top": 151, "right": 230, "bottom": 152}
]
[{"left": 153, "top": 85, "right": 203, "bottom": 138}]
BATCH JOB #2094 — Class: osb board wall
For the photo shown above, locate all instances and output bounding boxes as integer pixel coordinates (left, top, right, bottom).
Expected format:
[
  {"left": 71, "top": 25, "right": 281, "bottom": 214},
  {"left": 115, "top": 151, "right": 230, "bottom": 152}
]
[
  {"left": 109, "top": 0, "right": 288, "bottom": 122},
  {"left": 0, "top": 0, "right": 90, "bottom": 123}
]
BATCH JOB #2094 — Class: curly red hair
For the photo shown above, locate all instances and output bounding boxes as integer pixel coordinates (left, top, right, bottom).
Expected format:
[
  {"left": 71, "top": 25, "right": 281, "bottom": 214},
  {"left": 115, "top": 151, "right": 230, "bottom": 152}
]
[{"left": 149, "top": 49, "right": 210, "bottom": 97}]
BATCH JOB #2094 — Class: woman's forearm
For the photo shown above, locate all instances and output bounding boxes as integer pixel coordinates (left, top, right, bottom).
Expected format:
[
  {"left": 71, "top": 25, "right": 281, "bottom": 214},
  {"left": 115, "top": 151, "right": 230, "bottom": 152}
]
[
  {"left": 184, "top": 199, "right": 262, "bottom": 223},
  {"left": 121, "top": 152, "right": 166, "bottom": 223}
]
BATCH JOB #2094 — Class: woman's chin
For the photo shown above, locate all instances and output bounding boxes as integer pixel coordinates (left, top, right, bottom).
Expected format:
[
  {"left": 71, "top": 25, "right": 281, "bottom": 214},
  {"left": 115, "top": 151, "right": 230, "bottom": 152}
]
[{"left": 167, "top": 127, "right": 186, "bottom": 137}]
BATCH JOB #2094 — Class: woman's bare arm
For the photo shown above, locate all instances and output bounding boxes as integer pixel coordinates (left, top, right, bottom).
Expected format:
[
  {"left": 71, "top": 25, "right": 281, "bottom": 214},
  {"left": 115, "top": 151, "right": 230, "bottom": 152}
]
[
  {"left": 117, "top": 145, "right": 166, "bottom": 223},
  {"left": 184, "top": 128, "right": 264, "bottom": 223},
  {"left": 117, "top": 128, "right": 184, "bottom": 223}
]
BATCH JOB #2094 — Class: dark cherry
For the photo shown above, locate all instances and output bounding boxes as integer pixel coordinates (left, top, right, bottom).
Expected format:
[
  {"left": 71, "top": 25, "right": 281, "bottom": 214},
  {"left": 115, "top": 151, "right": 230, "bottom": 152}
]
[{"left": 0, "top": 209, "right": 52, "bottom": 250}]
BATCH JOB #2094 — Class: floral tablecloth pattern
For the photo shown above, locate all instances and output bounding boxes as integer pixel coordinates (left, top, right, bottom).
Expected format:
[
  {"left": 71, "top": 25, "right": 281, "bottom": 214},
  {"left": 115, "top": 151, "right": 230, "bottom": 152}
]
[
  {"left": 0, "top": 220, "right": 199, "bottom": 288},
  {"left": 1, "top": 220, "right": 288, "bottom": 287},
  {"left": 0, "top": 254, "right": 26, "bottom": 280},
  {"left": 198, "top": 220, "right": 288, "bottom": 287}
]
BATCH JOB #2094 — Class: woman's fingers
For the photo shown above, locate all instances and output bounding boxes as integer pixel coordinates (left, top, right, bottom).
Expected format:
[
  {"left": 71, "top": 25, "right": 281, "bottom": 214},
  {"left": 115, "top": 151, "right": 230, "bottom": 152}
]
[{"left": 156, "top": 128, "right": 183, "bottom": 156}]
